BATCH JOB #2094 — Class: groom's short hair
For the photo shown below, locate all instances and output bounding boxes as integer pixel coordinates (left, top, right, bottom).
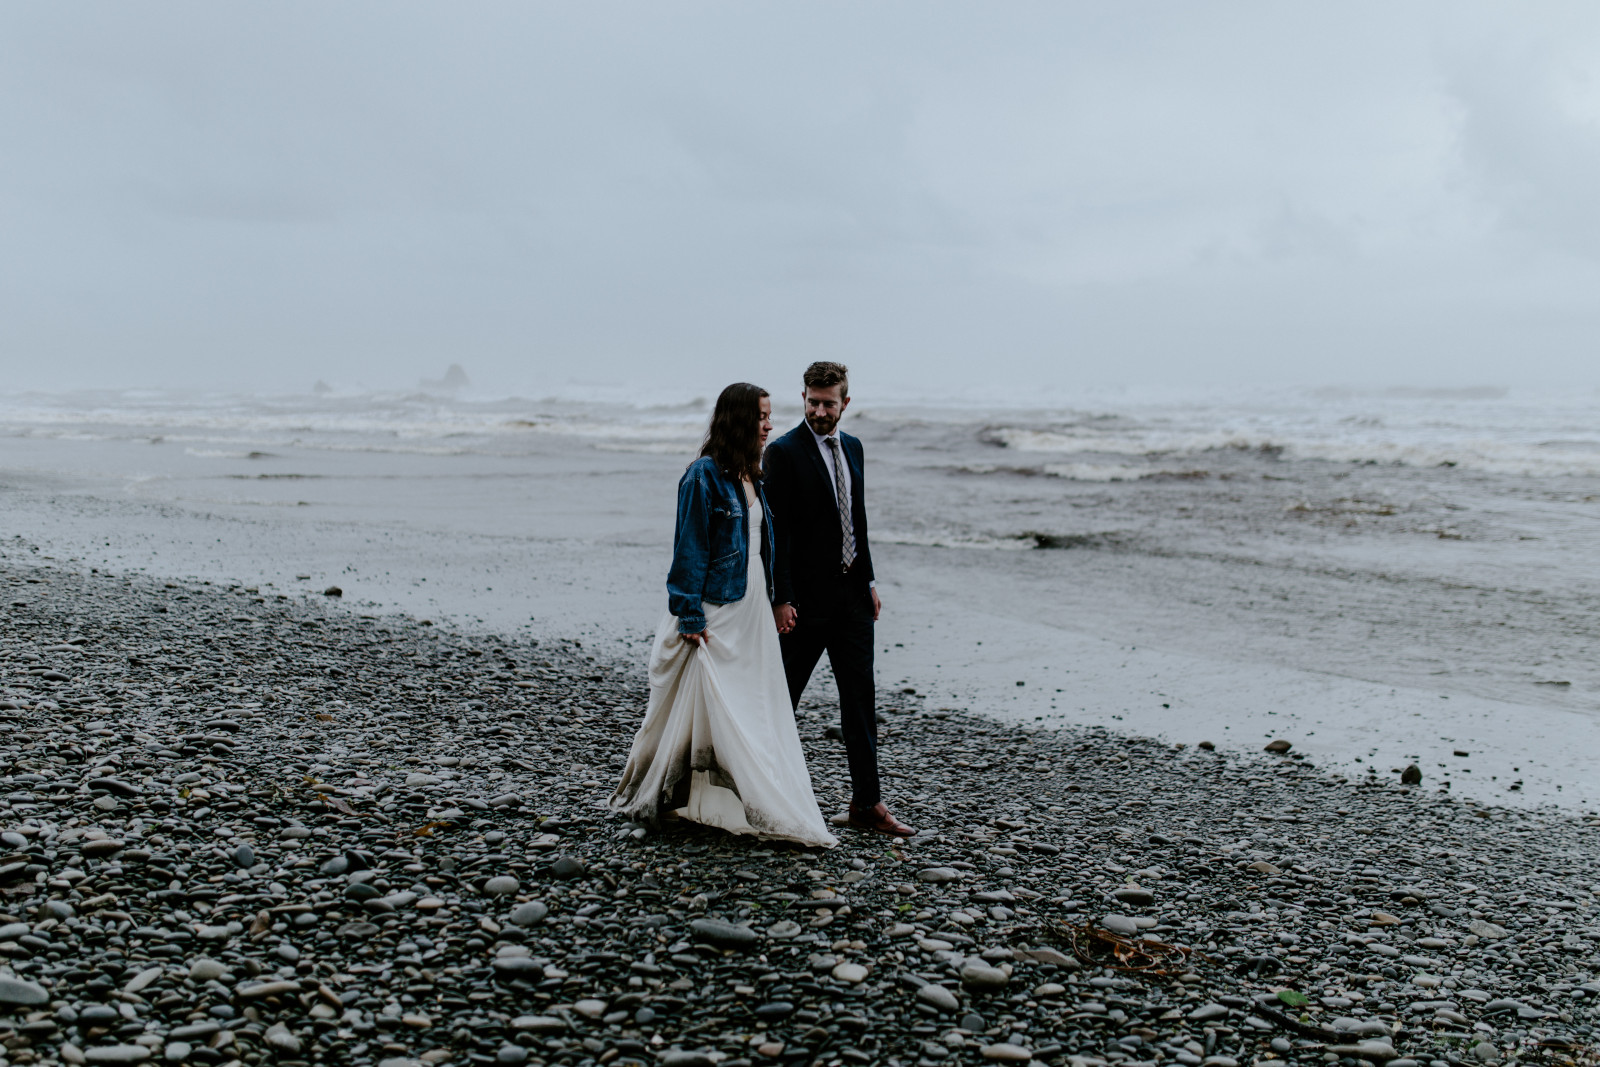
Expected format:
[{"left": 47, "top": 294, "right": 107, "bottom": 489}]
[{"left": 803, "top": 361, "right": 849, "bottom": 397}]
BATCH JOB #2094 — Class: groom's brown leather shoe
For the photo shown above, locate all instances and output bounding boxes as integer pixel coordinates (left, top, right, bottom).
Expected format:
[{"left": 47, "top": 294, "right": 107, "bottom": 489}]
[{"left": 846, "top": 802, "right": 916, "bottom": 837}]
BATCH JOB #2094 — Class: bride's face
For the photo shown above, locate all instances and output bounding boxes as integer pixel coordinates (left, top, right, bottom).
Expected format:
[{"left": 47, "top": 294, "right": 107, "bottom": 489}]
[{"left": 758, "top": 396, "right": 773, "bottom": 448}]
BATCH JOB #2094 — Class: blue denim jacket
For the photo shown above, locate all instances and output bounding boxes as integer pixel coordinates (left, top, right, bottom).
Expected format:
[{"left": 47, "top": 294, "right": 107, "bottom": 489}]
[{"left": 666, "top": 456, "right": 775, "bottom": 634}]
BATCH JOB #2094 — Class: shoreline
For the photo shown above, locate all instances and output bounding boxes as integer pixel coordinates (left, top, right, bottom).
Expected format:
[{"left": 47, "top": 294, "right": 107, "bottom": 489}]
[
  {"left": 2, "top": 557, "right": 1598, "bottom": 1067},
  {"left": 4, "top": 470, "right": 1598, "bottom": 814}
]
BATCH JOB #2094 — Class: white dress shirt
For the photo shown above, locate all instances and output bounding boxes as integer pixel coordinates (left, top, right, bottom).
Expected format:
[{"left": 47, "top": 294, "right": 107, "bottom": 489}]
[{"left": 809, "top": 427, "right": 851, "bottom": 504}]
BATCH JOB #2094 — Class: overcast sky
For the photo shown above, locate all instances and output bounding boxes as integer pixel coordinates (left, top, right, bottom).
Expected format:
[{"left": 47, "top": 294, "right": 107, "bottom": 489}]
[{"left": 4, "top": 3, "right": 1600, "bottom": 396}]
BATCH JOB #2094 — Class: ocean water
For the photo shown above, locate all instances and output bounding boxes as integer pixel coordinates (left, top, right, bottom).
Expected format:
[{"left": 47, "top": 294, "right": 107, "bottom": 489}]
[
  {"left": 4, "top": 383, "right": 1599, "bottom": 807},
  {"left": 5, "top": 383, "right": 1600, "bottom": 476}
]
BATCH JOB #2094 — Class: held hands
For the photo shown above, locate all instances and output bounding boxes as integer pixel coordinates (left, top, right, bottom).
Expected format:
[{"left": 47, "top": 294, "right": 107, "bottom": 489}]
[
  {"left": 680, "top": 630, "right": 709, "bottom": 647},
  {"left": 773, "top": 603, "right": 798, "bottom": 634}
]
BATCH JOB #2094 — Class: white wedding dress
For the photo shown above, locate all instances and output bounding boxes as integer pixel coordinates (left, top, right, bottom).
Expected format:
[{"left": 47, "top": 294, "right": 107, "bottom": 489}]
[{"left": 611, "top": 497, "right": 837, "bottom": 848}]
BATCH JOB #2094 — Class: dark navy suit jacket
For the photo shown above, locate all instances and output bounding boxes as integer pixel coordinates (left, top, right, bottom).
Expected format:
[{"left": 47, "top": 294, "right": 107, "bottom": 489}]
[{"left": 763, "top": 422, "right": 876, "bottom": 608}]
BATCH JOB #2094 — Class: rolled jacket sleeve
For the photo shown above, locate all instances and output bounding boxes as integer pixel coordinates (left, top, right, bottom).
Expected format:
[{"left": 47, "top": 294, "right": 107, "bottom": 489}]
[{"left": 665, "top": 467, "right": 710, "bottom": 633}]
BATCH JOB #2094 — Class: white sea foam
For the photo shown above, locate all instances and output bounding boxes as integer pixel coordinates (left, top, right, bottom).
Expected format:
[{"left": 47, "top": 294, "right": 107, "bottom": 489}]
[
  {"left": 4, "top": 385, "right": 1600, "bottom": 477},
  {"left": 976, "top": 397, "right": 1600, "bottom": 478},
  {"left": 1039, "top": 463, "right": 1210, "bottom": 482}
]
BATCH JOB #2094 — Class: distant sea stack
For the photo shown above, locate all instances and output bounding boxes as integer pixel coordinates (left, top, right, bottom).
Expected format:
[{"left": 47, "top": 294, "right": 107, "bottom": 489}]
[{"left": 420, "top": 364, "right": 470, "bottom": 391}]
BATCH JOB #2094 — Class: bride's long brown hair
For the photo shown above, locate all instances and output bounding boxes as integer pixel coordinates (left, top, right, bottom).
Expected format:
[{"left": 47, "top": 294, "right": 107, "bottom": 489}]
[{"left": 699, "top": 382, "right": 769, "bottom": 483}]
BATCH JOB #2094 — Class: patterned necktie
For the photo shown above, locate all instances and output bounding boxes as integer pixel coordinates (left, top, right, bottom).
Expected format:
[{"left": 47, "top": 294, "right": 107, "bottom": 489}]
[{"left": 826, "top": 436, "right": 856, "bottom": 571}]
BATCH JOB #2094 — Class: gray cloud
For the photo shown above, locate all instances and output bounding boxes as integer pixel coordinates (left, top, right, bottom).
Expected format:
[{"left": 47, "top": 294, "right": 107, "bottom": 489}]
[{"left": 2, "top": 2, "right": 1599, "bottom": 395}]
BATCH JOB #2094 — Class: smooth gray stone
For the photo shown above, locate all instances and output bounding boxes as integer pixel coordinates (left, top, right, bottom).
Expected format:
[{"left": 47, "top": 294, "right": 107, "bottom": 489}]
[
  {"left": 484, "top": 875, "right": 520, "bottom": 895},
  {"left": 495, "top": 1046, "right": 528, "bottom": 1065},
  {"left": 1189, "top": 1003, "right": 1229, "bottom": 1022},
  {"left": 917, "top": 983, "right": 960, "bottom": 1012},
  {"left": 0, "top": 975, "right": 49, "bottom": 1006},
  {"left": 79, "top": 1005, "right": 121, "bottom": 1026},
  {"left": 187, "top": 959, "right": 228, "bottom": 981},
  {"left": 959, "top": 962, "right": 1009, "bottom": 989},
  {"left": 659, "top": 1054, "right": 716, "bottom": 1067},
  {"left": 508, "top": 1015, "right": 567, "bottom": 1032},
  {"left": 263, "top": 1024, "right": 302, "bottom": 1054},
  {"left": 1331, "top": 1018, "right": 1391, "bottom": 1037},
  {"left": 1112, "top": 885, "right": 1155, "bottom": 906},
  {"left": 237, "top": 980, "right": 303, "bottom": 999},
  {"left": 508, "top": 901, "right": 548, "bottom": 926},
  {"left": 917, "top": 867, "right": 962, "bottom": 883},
  {"left": 1324, "top": 1040, "right": 1397, "bottom": 1063},
  {"left": 690, "top": 918, "right": 759, "bottom": 950},
  {"left": 1483, "top": 998, "right": 1528, "bottom": 1013},
  {"left": 84, "top": 1047, "right": 151, "bottom": 1065},
  {"left": 492, "top": 957, "right": 544, "bottom": 976},
  {"left": 1101, "top": 914, "right": 1140, "bottom": 936},
  {"left": 232, "top": 843, "right": 255, "bottom": 868}
]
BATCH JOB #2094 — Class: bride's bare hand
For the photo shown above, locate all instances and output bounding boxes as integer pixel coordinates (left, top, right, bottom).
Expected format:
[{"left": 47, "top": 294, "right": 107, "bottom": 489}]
[{"left": 681, "top": 630, "right": 709, "bottom": 646}]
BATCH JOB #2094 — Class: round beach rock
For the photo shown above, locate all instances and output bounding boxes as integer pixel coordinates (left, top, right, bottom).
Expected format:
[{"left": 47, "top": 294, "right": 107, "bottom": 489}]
[
  {"left": 831, "top": 961, "right": 869, "bottom": 984},
  {"left": 0, "top": 975, "right": 49, "bottom": 1007},
  {"left": 508, "top": 900, "right": 548, "bottom": 926},
  {"left": 483, "top": 875, "right": 520, "bottom": 895}
]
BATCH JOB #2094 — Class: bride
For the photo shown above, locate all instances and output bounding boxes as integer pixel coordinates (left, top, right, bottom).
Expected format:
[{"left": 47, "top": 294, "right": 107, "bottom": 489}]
[{"left": 610, "top": 382, "right": 837, "bottom": 848}]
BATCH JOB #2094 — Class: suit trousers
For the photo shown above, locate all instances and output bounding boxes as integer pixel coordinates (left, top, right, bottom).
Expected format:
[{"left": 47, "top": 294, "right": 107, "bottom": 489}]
[{"left": 778, "top": 587, "right": 879, "bottom": 809}]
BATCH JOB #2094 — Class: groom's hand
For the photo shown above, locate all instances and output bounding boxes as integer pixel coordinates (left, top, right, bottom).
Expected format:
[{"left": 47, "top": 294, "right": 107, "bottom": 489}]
[
  {"left": 870, "top": 587, "right": 882, "bottom": 621},
  {"left": 774, "top": 603, "right": 797, "bottom": 634}
]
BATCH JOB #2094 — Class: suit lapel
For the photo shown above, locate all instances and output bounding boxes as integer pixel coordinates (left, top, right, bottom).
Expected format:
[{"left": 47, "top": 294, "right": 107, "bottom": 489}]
[{"left": 794, "top": 424, "right": 832, "bottom": 499}]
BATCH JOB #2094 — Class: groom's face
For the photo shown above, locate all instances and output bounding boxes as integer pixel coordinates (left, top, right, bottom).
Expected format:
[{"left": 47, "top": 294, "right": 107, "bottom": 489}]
[{"left": 803, "top": 384, "right": 850, "bottom": 437}]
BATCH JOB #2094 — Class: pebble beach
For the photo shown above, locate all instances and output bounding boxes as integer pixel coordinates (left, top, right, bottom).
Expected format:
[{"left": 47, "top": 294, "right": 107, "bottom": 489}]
[{"left": 2, "top": 556, "right": 1598, "bottom": 1067}]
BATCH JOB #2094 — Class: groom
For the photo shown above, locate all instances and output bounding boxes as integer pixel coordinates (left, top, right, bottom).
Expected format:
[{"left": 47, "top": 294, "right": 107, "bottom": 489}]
[{"left": 764, "top": 362, "right": 915, "bottom": 837}]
